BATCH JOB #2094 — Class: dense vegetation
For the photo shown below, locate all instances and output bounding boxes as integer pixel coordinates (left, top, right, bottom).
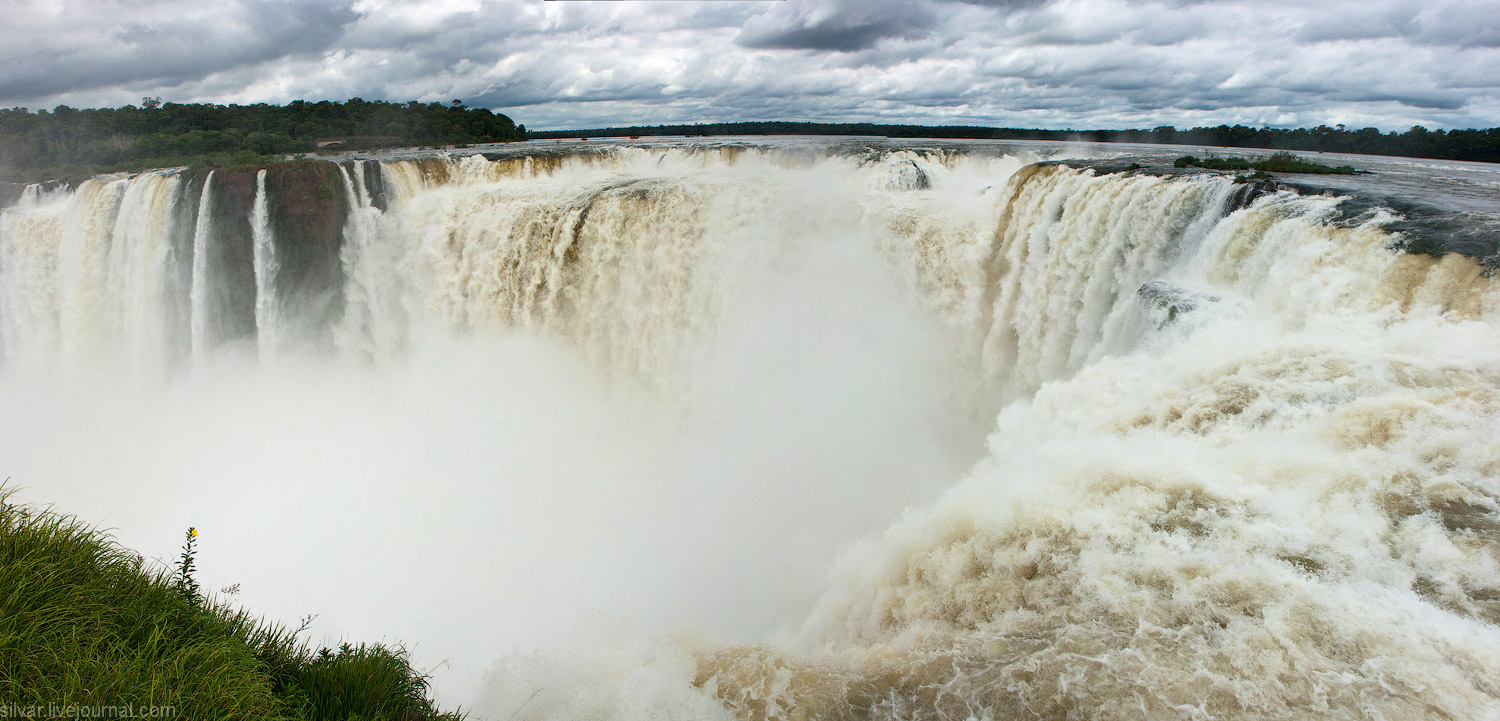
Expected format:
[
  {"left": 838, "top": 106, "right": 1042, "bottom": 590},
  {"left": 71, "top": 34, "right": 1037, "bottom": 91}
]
[
  {"left": 0, "top": 489, "right": 462, "bottom": 720},
  {"left": 1175, "top": 151, "right": 1357, "bottom": 174},
  {"left": 533, "top": 121, "right": 1500, "bottom": 164},
  {"left": 7, "top": 99, "right": 1497, "bottom": 183},
  {"left": 0, "top": 98, "right": 526, "bottom": 182}
]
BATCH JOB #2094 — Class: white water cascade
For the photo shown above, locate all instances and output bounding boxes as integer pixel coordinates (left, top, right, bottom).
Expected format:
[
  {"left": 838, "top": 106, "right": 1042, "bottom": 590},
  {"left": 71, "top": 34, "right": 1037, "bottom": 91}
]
[
  {"left": 335, "top": 159, "right": 405, "bottom": 361},
  {"left": 0, "top": 141, "right": 1496, "bottom": 718},
  {"left": 189, "top": 170, "right": 214, "bottom": 361},
  {"left": 251, "top": 167, "right": 280, "bottom": 361},
  {"left": 2, "top": 171, "right": 190, "bottom": 375}
]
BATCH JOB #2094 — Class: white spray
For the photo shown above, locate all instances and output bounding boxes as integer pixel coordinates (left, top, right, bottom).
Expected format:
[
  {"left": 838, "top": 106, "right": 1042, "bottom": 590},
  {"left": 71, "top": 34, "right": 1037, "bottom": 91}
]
[{"left": 1, "top": 144, "right": 1497, "bottom": 718}]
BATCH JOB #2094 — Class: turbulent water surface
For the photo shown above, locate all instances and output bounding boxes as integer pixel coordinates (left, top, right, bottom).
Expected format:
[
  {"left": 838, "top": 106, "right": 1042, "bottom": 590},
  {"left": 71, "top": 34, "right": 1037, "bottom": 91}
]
[{"left": 2, "top": 138, "right": 1498, "bottom": 719}]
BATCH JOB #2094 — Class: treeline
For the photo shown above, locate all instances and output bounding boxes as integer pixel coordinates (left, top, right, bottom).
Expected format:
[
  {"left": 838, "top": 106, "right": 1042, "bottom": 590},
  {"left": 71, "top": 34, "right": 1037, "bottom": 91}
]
[
  {"left": 532, "top": 121, "right": 1500, "bottom": 164},
  {"left": 0, "top": 98, "right": 527, "bottom": 181}
]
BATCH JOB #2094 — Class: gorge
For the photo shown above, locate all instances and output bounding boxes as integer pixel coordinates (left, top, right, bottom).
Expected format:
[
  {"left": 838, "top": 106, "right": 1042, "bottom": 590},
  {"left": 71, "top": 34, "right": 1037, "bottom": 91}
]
[{"left": 2, "top": 138, "right": 1498, "bottom": 719}]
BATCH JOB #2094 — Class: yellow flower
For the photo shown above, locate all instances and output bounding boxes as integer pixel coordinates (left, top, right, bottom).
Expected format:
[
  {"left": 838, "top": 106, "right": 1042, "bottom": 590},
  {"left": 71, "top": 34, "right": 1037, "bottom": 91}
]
[{"left": 189, "top": 528, "right": 197, "bottom": 538}]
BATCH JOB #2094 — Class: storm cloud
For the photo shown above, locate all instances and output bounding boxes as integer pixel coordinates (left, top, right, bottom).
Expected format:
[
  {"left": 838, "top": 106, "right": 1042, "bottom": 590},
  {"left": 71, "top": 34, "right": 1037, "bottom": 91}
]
[{"left": 2, "top": 0, "right": 1497, "bottom": 131}]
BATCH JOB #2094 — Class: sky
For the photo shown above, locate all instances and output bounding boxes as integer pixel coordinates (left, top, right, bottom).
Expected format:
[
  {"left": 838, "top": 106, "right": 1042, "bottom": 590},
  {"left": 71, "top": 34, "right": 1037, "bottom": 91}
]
[{"left": 1, "top": 0, "right": 1497, "bottom": 132}]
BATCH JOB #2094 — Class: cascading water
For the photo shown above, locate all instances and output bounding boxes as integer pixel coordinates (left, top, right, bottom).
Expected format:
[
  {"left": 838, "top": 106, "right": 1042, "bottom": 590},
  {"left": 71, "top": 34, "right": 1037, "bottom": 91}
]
[
  {"left": 1, "top": 171, "right": 191, "bottom": 375},
  {"left": 335, "top": 159, "right": 407, "bottom": 361},
  {"left": 0, "top": 140, "right": 1496, "bottom": 718},
  {"left": 108, "top": 170, "right": 181, "bottom": 378},
  {"left": 250, "top": 168, "right": 279, "bottom": 362},
  {"left": 189, "top": 170, "right": 214, "bottom": 361}
]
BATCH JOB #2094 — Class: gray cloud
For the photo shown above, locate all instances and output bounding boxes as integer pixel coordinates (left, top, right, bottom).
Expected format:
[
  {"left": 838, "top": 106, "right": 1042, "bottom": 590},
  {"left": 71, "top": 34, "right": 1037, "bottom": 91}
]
[
  {"left": 1411, "top": 2, "right": 1500, "bottom": 48},
  {"left": 943, "top": 0, "right": 1049, "bottom": 6},
  {"left": 0, "top": 0, "right": 356, "bottom": 104},
  {"left": 1, "top": 0, "right": 1497, "bottom": 133},
  {"left": 736, "top": 0, "right": 938, "bottom": 51}
]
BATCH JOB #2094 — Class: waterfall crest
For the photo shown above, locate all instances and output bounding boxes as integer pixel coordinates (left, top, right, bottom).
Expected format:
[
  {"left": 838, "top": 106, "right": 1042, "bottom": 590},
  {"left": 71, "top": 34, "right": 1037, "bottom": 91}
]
[{"left": 6, "top": 146, "right": 1486, "bottom": 385}]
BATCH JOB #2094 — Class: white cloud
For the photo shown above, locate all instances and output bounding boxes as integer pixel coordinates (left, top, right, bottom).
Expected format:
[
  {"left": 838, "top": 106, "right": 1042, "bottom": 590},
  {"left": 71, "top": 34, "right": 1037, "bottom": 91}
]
[{"left": 2, "top": 0, "right": 1497, "bottom": 131}]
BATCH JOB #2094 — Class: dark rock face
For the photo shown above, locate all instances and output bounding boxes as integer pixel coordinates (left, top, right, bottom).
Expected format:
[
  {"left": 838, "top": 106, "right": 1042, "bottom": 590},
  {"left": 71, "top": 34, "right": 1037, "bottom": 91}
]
[
  {"left": 358, "top": 159, "right": 388, "bottom": 211},
  {"left": 891, "top": 159, "right": 931, "bottom": 190},
  {"left": 0, "top": 182, "right": 24, "bottom": 209},
  {"left": 193, "top": 166, "right": 259, "bottom": 346},
  {"left": 162, "top": 174, "right": 200, "bottom": 362},
  {"left": 1138, "top": 280, "right": 1220, "bottom": 328},
  {"left": 1223, "top": 179, "right": 1279, "bottom": 215},
  {"left": 264, "top": 160, "right": 349, "bottom": 348},
  {"left": 179, "top": 161, "right": 350, "bottom": 352}
]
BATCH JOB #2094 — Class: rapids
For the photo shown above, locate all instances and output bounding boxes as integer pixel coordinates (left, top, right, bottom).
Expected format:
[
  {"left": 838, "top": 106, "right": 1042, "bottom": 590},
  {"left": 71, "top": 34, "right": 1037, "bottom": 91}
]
[{"left": 1, "top": 139, "right": 1497, "bottom": 719}]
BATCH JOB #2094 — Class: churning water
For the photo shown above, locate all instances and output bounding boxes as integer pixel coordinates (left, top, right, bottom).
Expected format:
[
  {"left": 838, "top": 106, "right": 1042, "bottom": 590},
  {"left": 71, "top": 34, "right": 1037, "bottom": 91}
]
[{"left": 2, "top": 138, "right": 1498, "bottom": 719}]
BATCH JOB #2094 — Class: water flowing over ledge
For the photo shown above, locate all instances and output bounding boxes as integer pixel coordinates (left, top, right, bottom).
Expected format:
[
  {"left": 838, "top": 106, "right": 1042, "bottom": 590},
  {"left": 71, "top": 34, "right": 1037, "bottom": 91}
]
[{"left": 1, "top": 141, "right": 1498, "bottom": 718}]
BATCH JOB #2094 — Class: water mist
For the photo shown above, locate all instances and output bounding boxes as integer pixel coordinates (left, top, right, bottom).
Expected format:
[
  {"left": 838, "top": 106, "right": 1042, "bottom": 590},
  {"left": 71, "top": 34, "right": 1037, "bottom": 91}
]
[{"left": 1, "top": 140, "right": 1496, "bottom": 718}]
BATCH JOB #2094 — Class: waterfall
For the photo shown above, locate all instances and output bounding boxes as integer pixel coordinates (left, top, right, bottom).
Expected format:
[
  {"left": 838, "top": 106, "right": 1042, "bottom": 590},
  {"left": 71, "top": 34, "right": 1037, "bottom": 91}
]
[
  {"left": 56, "top": 178, "right": 127, "bottom": 366},
  {"left": 1, "top": 143, "right": 1497, "bottom": 719},
  {"left": 16, "top": 182, "right": 71, "bottom": 209},
  {"left": 189, "top": 171, "right": 214, "bottom": 362},
  {"left": 250, "top": 168, "right": 279, "bottom": 361},
  {"left": 1, "top": 185, "right": 66, "bottom": 365},
  {"left": 108, "top": 170, "right": 180, "bottom": 378},
  {"left": 8, "top": 147, "right": 1485, "bottom": 383},
  {"left": 334, "top": 160, "right": 404, "bottom": 361}
]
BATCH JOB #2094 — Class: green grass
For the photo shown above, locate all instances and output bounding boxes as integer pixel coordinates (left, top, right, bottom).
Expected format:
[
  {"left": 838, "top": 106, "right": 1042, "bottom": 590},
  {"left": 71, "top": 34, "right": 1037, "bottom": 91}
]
[{"left": 0, "top": 488, "right": 462, "bottom": 720}]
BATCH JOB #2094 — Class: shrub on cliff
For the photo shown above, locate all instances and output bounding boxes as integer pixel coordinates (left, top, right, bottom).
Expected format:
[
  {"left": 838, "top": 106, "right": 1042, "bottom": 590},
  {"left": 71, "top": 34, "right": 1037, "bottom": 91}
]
[
  {"left": 1199, "top": 156, "right": 1253, "bottom": 170},
  {"left": 1175, "top": 151, "right": 1357, "bottom": 175},
  {"left": 1254, "top": 150, "right": 1356, "bottom": 174}
]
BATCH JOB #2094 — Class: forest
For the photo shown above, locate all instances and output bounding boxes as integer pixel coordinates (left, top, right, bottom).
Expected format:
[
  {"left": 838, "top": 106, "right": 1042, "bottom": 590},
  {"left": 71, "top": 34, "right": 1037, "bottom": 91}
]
[
  {"left": 533, "top": 121, "right": 1500, "bottom": 164},
  {"left": 0, "top": 98, "right": 526, "bottom": 182},
  {"left": 7, "top": 100, "right": 1498, "bottom": 184}
]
